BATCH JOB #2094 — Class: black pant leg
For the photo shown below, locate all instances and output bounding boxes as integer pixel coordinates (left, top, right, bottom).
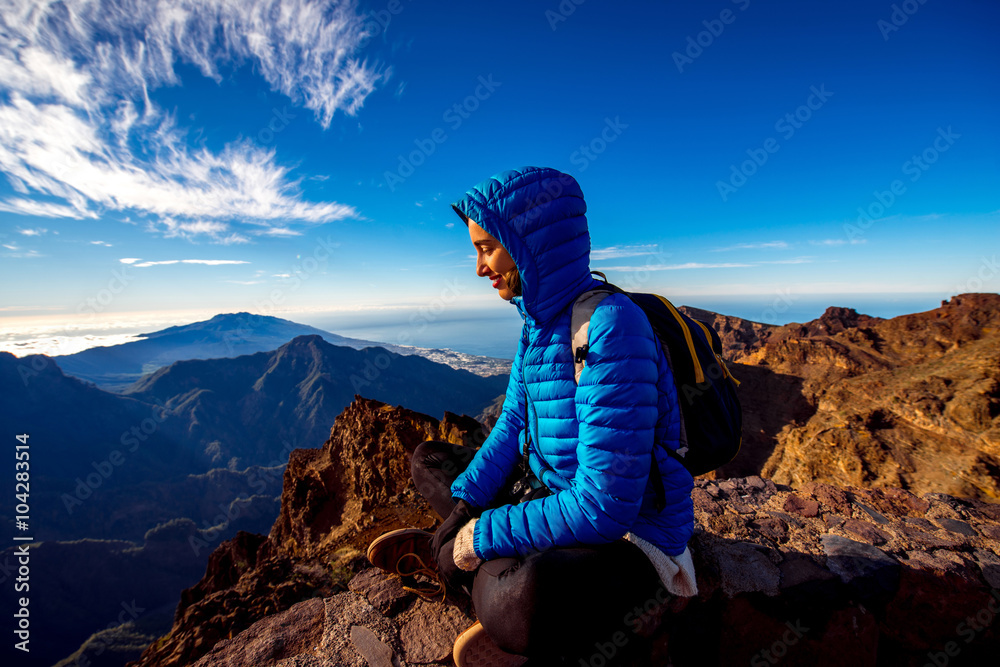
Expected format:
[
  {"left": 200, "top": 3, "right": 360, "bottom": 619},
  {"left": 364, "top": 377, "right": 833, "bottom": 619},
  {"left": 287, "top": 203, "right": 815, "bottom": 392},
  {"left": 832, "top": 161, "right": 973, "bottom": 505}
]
[
  {"left": 471, "top": 539, "right": 664, "bottom": 664},
  {"left": 410, "top": 439, "right": 477, "bottom": 518}
]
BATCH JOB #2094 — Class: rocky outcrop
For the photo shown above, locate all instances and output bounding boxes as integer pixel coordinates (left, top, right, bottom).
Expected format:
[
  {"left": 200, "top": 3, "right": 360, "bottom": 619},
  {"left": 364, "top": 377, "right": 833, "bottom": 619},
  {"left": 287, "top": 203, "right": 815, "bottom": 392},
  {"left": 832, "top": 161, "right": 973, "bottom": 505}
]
[
  {"left": 715, "top": 294, "right": 1000, "bottom": 500},
  {"left": 131, "top": 397, "right": 1000, "bottom": 666},
  {"left": 130, "top": 397, "right": 485, "bottom": 667},
  {"left": 678, "top": 476, "right": 1000, "bottom": 665},
  {"left": 145, "top": 475, "right": 1000, "bottom": 666},
  {"left": 679, "top": 305, "right": 776, "bottom": 361},
  {"left": 186, "top": 577, "right": 476, "bottom": 667},
  {"left": 269, "top": 397, "right": 488, "bottom": 561}
]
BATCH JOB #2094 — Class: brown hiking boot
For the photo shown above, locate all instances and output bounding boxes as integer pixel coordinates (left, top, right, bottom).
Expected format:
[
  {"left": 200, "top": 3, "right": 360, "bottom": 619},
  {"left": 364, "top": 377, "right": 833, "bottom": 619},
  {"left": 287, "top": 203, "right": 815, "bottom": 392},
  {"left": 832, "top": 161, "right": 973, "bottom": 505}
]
[
  {"left": 453, "top": 621, "right": 528, "bottom": 667},
  {"left": 366, "top": 528, "right": 444, "bottom": 600}
]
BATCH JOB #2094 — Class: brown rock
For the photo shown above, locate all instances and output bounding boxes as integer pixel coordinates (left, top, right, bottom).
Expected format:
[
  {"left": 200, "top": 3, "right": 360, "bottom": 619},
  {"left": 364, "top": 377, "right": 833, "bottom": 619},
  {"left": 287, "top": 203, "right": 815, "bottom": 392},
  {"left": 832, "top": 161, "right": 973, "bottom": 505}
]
[
  {"left": 778, "top": 552, "right": 837, "bottom": 592},
  {"left": 824, "top": 514, "right": 846, "bottom": 530},
  {"left": 727, "top": 500, "right": 756, "bottom": 515},
  {"left": 396, "top": 598, "right": 475, "bottom": 664},
  {"left": 980, "top": 524, "right": 1000, "bottom": 541},
  {"left": 692, "top": 487, "right": 723, "bottom": 516},
  {"left": 880, "top": 487, "right": 931, "bottom": 516},
  {"left": 784, "top": 494, "right": 820, "bottom": 518},
  {"left": 852, "top": 500, "right": 890, "bottom": 525},
  {"left": 708, "top": 541, "right": 781, "bottom": 596},
  {"left": 895, "top": 525, "right": 965, "bottom": 550},
  {"left": 842, "top": 519, "right": 890, "bottom": 546},
  {"left": 753, "top": 295, "right": 1000, "bottom": 501},
  {"left": 969, "top": 499, "right": 1000, "bottom": 522},
  {"left": 753, "top": 517, "right": 789, "bottom": 544},
  {"left": 717, "top": 480, "right": 738, "bottom": 495},
  {"left": 820, "top": 535, "right": 900, "bottom": 602},
  {"left": 189, "top": 597, "right": 326, "bottom": 667},
  {"left": 801, "top": 481, "right": 851, "bottom": 514},
  {"left": 317, "top": 592, "right": 409, "bottom": 667},
  {"left": 350, "top": 625, "right": 394, "bottom": 667},
  {"left": 764, "top": 510, "right": 806, "bottom": 529},
  {"left": 923, "top": 493, "right": 967, "bottom": 513},
  {"left": 933, "top": 517, "right": 979, "bottom": 537},
  {"left": 271, "top": 397, "right": 474, "bottom": 561},
  {"left": 347, "top": 569, "right": 412, "bottom": 616},
  {"left": 972, "top": 549, "right": 1000, "bottom": 589},
  {"left": 901, "top": 517, "right": 936, "bottom": 531}
]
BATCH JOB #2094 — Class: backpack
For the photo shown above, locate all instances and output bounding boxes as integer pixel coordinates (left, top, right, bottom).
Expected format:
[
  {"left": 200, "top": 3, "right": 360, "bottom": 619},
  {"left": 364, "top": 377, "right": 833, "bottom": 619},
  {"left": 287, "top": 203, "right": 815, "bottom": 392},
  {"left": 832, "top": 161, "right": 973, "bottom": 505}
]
[{"left": 570, "top": 274, "right": 742, "bottom": 497}]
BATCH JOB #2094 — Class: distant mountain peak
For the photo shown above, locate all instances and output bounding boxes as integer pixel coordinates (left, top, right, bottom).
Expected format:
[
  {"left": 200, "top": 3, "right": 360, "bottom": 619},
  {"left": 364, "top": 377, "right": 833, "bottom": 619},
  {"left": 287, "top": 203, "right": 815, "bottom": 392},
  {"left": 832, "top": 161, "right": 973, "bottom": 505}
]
[
  {"left": 142, "top": 312, "right": 302, "bottom": 337},
  {"left": 284, "top": 334, "right": 327, "bottom": 346}
]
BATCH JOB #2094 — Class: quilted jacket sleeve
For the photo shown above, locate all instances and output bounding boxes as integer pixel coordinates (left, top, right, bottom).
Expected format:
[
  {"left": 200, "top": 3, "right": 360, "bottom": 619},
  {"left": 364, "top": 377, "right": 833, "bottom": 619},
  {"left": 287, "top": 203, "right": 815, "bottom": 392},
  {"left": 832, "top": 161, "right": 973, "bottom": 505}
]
[
  {"left": 473, "top": 296, "right": 662, "bottom": 560},
  {"left": 450, "top": 329, "right": 527, "bottom": 509}
]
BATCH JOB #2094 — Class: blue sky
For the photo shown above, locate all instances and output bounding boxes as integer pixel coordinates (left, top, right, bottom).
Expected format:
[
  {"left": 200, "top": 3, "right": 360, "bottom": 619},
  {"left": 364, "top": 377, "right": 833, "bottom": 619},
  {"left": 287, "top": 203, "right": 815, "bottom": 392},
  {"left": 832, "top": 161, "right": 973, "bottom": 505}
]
[{"left": 1, "top": 0, "right": 998, "bottom": 353}]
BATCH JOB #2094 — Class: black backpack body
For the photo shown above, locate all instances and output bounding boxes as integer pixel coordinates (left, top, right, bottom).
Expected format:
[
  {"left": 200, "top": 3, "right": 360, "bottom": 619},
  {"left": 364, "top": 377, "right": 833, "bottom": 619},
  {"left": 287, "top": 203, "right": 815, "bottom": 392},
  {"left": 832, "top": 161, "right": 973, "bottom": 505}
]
[{"left": 570, "top": 279, "right": 743, "bottom": 486}]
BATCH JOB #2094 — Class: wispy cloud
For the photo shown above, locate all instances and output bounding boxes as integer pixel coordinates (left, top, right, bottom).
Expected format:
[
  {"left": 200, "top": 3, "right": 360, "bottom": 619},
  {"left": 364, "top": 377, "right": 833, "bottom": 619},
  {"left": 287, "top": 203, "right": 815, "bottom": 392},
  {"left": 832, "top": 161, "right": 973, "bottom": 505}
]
[
  {"left": 127, "top": 259, "right": 251, "bottom": 268},
  {"left": 600, "top": 262, "right": 752, "bottom": 271},
  {"left": 18, "top": 227, "right": 48, "bottom": 236},
  {"left": 0, "top": 0, "right": 384, "bottom": 235},
  {"left": 0, "top": 198, "right": 97, "bottom": 219},
  {"left": 1, "top": 241, "right": 43, "bottom": 258},
  {"left": 89, "top": 240, "right": 113, "bottom": 247},
  {"left": 256, "top": 227, "right": 303, "bottom": 238},
  {"left": 183, "top": 259, "right": 249, "bottom": 266},
  {"left": 149, "top": 218, "right": 251, "bottom": 245},
  {"left": 810, "top": 239, "right": 867, "bottom": 246},
  {"left": 758, "top": 257, "right": 815, "bottom": 265},
  {"left": 712, "top": 241, "right": 789, "bottom": 252},
  {"left": 134, "top": 260, "right": 181, "bottom": 268},
  {"left": 591, "top": 244, "right": 660, "bottom": 260}
]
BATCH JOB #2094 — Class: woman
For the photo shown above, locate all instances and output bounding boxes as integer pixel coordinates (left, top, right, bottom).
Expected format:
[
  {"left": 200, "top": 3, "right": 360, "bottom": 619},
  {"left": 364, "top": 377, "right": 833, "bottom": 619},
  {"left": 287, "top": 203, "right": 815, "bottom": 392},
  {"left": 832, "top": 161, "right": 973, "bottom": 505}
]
[{"left": 368, "top": 166, "right": 696, "bottom": 666}]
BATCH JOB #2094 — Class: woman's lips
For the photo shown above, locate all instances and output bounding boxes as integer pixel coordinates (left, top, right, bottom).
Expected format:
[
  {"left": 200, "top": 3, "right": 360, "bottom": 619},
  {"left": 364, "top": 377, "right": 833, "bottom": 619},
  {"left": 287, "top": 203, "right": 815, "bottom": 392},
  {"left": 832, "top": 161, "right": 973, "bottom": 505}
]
[{"left": 490, "top": 275, "right": 502, "bottom": 289}]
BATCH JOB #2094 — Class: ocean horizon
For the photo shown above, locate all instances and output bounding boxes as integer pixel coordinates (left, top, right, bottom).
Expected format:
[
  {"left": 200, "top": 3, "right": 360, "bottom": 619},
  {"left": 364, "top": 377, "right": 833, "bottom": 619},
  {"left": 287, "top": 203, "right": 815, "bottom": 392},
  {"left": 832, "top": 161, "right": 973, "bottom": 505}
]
[
  {"left": 317, "top": 292, "right": 954, "bottom": 359},
  {"left": 0, "top": 292, "right": 964, "bottom": 361}
]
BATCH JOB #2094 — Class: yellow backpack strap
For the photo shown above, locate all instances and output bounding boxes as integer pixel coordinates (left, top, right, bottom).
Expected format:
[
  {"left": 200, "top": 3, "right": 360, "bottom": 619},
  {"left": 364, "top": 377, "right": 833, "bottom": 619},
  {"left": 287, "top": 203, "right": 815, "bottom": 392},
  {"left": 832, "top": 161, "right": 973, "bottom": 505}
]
[
  {"left": 692, "top": 319, "right": 741, "bottom": 386},
  {"left": 653, "top": 294, "right": 705, "bottom": 384}
]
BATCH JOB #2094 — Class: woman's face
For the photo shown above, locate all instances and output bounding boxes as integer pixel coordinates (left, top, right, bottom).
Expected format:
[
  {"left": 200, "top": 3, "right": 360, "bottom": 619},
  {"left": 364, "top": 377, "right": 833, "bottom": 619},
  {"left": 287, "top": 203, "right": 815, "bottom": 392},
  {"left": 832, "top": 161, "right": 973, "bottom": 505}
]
[{"left": 468, "top": 219, "right": 518, "bottom": 301}]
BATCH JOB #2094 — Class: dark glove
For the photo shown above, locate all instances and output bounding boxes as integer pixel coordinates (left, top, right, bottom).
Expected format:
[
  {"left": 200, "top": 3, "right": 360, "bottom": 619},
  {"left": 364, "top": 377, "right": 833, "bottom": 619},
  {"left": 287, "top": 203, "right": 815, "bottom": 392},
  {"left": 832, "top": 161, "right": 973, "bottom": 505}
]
[
  {"left": 431, "top": 499, "right": 475, "bottom": 564},
  {"left": 436, "top": 538, "right": 466, "bottom": 592}
]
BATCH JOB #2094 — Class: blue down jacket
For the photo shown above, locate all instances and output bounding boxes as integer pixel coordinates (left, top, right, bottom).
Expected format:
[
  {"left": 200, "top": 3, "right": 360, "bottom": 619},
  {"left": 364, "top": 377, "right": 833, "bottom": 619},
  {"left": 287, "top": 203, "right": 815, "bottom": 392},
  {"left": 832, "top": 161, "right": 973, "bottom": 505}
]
[{"left": 450, "top": 166, "right": 694, "bottom": 561}]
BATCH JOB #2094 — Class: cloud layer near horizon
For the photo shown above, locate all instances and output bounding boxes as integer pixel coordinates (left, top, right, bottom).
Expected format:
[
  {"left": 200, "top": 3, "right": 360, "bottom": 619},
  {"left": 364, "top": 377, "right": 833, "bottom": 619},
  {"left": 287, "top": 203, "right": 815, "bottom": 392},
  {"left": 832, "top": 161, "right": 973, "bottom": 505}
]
[{"left": 0, "top": 0, "right": 385, "bottom": 240}]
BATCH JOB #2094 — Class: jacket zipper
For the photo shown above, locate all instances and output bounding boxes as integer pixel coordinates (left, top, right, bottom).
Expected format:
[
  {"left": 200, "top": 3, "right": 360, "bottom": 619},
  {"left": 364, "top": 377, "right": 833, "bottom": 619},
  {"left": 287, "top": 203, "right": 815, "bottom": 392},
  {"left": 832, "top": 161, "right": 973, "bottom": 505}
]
[{"left": 521, "top": 340, "right": 556, "bottom": 479}]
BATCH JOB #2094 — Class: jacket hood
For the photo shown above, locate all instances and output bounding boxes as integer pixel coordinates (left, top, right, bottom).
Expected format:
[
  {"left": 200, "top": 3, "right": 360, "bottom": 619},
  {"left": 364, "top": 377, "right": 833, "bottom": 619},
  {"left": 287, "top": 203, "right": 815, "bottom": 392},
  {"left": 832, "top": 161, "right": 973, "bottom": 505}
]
[{"left": 452, "top": 166, "right": 596, "bottom": 323}]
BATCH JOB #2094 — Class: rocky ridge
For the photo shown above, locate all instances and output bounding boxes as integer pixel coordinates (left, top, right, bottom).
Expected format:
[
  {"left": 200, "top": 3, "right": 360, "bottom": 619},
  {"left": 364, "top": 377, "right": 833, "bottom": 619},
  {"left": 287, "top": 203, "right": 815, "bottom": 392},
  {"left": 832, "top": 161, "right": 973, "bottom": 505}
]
[
  {"left": 695, "top": 294, "right": 1000, "bottom": 500},
  {"left": 129, "top": 398, "right": 482, "bottom": 667},
  {"left": 131, "top": 397, "right": 1000, "bottom": 666}
]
